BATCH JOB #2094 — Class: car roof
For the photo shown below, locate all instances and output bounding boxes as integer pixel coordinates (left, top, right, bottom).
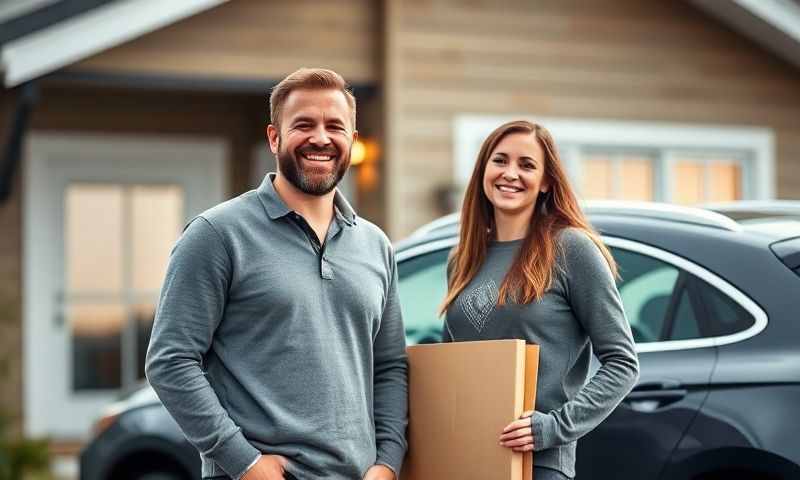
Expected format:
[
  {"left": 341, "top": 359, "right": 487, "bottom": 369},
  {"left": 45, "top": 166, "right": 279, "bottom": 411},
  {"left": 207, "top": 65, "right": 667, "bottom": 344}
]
[{"left": 397, "top": 201, "right": 800, "bottom": 255}]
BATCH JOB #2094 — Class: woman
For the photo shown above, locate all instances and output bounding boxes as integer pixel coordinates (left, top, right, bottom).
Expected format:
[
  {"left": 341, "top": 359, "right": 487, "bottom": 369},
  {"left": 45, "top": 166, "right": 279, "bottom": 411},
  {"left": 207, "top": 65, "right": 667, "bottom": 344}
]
[{"left": 440, "top": 120, "right": 639, "bottom": 480}]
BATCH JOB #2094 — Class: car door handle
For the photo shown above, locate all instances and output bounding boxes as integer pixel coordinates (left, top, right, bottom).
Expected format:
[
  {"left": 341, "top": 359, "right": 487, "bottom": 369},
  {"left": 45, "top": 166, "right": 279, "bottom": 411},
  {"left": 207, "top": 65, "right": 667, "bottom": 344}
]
[{"left": 623, "top": 381, "right": 687, "bottom": 411}]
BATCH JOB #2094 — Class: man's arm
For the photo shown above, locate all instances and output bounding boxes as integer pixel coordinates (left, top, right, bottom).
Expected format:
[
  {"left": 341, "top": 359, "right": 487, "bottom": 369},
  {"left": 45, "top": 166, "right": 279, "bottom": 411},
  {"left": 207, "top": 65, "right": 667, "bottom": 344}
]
[
  {"left": 371, "top": 254, "right": 409, "bottom": 478},
  {"left": 145, "top": 217, "right": 261, "bottom": 479}
]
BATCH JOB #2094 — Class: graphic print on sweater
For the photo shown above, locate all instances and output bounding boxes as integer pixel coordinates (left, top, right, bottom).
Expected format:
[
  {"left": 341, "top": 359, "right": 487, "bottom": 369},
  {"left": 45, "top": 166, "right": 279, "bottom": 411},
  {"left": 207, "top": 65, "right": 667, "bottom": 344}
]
[{"left": 459, "top": 279, "right": 499, "bottom": 333}]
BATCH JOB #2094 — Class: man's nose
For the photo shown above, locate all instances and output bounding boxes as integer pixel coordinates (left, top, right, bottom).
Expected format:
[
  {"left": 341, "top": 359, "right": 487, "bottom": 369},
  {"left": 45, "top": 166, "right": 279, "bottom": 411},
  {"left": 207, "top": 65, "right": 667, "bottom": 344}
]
[{"left": 309, "top": 126, "right": 331, "bottom": 145}]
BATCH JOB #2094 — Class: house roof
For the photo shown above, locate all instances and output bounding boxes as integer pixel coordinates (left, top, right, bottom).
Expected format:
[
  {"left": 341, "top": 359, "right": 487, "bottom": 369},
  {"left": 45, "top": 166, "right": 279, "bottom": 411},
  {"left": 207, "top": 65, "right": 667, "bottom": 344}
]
[
  {"left": 0, "top": 0, "right": 227, "bottom": 88},
  {"left": 2, "top": 0, "right": 800, "bottom": 89},
  {"left": 689, "top": 0, "right": 800, "bottom": 70}
]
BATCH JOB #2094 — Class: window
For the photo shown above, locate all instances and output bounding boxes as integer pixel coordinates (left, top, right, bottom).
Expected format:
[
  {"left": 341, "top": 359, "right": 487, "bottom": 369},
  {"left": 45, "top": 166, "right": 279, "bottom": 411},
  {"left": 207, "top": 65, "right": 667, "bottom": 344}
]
[
  {"left": 581, "top": 151, "right": 656, "bottom": 201},
  {"left": 692, "top": 276, "right": 756, "bottom": 336},
  {"left": 612, "top": 248, "right": 684, "bottom": 343},
  {"left": 455, "top": 116, "right": 774, "bottom": 205},
  {"left": 66, "top": 183, "right": 183, "bottom": 390},
  {"left": 611, "top": 245, "right": 756, "bottom": 343},
  {"left": 670, "top": 288, "right": 700, "bottom": 341},
  {"left": 395, "top": 242, "right": 757, "bottom": 348},
  {"left": 397, "top": 249, "right": 450, "bottom": 344}
]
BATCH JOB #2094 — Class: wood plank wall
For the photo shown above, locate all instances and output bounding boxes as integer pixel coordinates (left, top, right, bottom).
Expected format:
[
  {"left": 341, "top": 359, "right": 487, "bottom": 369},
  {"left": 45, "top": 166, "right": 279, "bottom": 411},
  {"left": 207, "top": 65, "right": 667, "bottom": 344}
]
[
  {"left": 0, "top": 90, "right": 24, "bottom": 436},
  {"left": 72, "top": 0, "right": 379, "bottom": 84},
  {"left": 384, "top": 0, "right": 800, "bottom": 238}
]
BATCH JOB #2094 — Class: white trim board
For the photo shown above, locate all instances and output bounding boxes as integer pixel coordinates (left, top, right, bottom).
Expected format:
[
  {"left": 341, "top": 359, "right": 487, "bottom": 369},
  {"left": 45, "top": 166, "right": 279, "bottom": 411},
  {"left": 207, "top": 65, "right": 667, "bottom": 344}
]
[
  {"left": 2, "top": 0, "right": 228, "bottom": 87},
  {"left": 453, "top": 115, "right": 775, "bottom": 200}
]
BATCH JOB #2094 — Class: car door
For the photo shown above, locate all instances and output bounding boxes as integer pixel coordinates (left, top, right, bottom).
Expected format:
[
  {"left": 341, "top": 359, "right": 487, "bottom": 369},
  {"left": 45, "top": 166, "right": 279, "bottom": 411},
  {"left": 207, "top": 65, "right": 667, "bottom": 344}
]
[
  {"left": 394, "top": 236, "right": 717, "bottom": 480},
  {"left": 575, "top": 239, "right": 716, "bottom": 480}
]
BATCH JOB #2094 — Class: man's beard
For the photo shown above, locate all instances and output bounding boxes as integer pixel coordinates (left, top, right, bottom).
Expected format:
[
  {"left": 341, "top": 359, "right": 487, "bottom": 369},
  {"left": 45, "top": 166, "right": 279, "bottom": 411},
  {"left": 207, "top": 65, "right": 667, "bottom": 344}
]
[{"left": 276, "top": 139, "right": 350, "bottom": 196}]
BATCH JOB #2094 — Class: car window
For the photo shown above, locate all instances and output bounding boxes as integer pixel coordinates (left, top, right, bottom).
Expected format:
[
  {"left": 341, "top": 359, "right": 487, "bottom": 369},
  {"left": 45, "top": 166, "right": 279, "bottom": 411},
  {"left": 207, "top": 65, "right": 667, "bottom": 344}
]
[
  {"left": 671, "top": 287, "right": 700, "bottom": 340},
  {"left": 397, "top": 248, "right": 449, "bottom": 344},
  {"left": 692, "top": 276, "right": 755, "bottom": 336},
  {"left": 396, "top": 242, "right": 755, "bottom": 346},
  {"left": 612, "top": 247, "right": 682, "bottom": 343}
]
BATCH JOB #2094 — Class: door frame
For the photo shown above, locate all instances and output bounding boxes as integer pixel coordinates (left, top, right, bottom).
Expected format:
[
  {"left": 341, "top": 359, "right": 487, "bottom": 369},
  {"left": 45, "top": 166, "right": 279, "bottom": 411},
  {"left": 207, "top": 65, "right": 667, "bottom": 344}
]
[{"left": 23, "top": 131, "right": 227, "bottom": 438}]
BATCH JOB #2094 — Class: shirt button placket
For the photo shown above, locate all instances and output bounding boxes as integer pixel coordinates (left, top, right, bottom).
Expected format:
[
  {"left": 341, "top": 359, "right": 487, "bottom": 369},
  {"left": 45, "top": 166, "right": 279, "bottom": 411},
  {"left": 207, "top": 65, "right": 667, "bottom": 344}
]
[{"left": 320, "top": 255, "right": 333, "bottom": 280}]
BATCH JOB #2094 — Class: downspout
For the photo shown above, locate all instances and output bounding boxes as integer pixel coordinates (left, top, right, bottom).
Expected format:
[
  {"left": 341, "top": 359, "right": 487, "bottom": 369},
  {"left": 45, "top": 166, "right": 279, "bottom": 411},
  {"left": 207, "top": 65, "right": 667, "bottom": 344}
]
[{"left": 0, "top": 81, "right": 38, "bottom": 204}]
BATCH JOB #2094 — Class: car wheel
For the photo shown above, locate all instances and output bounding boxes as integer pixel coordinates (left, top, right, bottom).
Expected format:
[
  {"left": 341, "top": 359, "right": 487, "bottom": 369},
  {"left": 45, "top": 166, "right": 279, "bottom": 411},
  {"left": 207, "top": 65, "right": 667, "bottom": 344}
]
[{"left": 135, "top": 473, "right": 184, "bottom": 480}]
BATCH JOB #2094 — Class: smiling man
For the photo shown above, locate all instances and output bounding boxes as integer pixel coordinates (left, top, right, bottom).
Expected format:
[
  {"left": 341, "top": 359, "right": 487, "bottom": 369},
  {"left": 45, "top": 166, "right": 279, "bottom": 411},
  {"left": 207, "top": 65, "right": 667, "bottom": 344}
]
[{"left": 146, "top": 68, "right": 408, "bottom": 480}]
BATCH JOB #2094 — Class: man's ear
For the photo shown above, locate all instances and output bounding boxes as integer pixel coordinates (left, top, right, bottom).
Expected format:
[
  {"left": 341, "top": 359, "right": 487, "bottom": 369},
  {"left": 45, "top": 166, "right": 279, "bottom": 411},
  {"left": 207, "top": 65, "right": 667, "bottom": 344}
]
[
  {"left": 352, "top": 130, "right": 359, "bottom": 144},
  {"left": 266, "top": 124, "right": 279, "bottom": 154}
]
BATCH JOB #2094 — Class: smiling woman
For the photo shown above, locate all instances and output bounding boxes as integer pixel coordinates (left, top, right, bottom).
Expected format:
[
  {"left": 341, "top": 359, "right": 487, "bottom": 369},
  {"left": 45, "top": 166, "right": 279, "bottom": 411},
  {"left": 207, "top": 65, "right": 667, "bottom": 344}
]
[{"left": 439, "top": 120, "right": 639, "bottom": 480}]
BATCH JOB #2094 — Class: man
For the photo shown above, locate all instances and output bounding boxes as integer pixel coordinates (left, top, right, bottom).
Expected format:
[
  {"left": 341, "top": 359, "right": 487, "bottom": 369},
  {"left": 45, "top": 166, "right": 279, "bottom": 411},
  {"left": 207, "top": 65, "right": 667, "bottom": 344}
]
[{"left": 145, "top": 68, "right": 408, "bottom": 480}]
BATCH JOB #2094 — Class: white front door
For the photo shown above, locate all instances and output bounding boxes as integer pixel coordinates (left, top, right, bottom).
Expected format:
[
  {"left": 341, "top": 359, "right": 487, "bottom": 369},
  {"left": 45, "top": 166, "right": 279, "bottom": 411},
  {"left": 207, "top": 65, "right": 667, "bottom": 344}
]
[{"left": 23, "top": 133, "right": 226, "bottom": 439}]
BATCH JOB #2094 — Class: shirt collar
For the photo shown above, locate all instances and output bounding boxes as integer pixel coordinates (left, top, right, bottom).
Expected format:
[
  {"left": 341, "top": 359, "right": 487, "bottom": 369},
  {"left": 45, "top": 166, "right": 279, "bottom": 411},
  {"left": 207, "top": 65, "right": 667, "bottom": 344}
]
[{"left": 257, "top": 172, "right": 357, "bottom": 227}]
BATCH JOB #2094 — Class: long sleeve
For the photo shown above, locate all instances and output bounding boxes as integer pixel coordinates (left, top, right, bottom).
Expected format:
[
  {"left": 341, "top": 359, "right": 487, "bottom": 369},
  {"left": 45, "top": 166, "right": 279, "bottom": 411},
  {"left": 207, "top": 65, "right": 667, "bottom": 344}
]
[
  {"left": 532, "top": 230, "right": 640, "bottom": 451},
  {"left": 145, "top": 217, "right": 261, "bottom": 478},
  {"left": 372, "top": 255, "right": 409, "bottom": 476}
]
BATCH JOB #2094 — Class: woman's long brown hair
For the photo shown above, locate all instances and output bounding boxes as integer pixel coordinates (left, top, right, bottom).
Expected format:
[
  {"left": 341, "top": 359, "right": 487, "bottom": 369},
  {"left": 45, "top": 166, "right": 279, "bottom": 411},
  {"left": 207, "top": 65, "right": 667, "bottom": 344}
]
[{"left": 440, "top": 120, "right": 617, "bottom": 314}]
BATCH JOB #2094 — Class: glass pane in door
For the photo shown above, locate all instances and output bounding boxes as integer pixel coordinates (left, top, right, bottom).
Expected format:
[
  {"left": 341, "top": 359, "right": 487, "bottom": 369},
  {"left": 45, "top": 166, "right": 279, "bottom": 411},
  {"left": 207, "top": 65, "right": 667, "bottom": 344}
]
[
  {"left": 70, "top": 303, "right": 125, "bottom": 390},
  {"left": 131, "top": 185, "right": 183, "bottom": 380},
  {"left": 66, "top": 185, "right": 123, "bottom": 292},
  {"left": 131, "top": 185, "right": 183, "bottom": 291}
]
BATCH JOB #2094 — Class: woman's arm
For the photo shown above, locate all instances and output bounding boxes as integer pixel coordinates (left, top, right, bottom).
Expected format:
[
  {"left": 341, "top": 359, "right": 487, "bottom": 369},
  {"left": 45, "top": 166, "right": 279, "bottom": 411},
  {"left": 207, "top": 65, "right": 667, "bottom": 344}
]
[{"left": 531, "top": 229, "right": 640, "bottom": 451}]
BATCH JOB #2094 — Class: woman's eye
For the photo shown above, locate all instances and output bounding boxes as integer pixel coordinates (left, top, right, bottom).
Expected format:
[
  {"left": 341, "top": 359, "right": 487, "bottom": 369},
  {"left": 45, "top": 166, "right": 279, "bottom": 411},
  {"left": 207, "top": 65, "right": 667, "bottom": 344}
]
[{"left": 492, "top": 157, "right": 505, "bottom": 164}]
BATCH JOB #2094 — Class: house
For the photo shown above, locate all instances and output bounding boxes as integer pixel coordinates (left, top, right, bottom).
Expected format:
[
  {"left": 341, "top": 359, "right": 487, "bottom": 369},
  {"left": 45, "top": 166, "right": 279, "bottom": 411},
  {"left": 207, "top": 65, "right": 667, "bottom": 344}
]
[{"left": 1, "top": 0, "right": 799, "bottom": 456}]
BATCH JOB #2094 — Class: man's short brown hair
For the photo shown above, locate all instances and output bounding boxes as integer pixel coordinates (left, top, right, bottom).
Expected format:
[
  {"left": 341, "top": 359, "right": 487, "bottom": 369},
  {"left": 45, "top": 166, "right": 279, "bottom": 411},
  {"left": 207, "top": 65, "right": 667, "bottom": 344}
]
[{"left": 269, "top": 68, "right": 357, "bottom": 130}]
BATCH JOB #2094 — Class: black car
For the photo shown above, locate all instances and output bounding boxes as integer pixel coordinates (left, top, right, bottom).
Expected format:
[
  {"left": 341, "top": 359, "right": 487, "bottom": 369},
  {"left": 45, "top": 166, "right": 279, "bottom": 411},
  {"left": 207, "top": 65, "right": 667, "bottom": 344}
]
[{"left": 80, "top": 202, "right": 800, "bottom": 480}]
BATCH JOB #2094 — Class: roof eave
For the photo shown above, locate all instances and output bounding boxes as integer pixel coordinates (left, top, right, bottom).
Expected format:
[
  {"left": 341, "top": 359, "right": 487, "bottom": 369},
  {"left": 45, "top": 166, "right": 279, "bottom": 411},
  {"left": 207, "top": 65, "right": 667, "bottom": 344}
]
[{"left": 1, "top": 0, "right": 228, "bottom": 88}]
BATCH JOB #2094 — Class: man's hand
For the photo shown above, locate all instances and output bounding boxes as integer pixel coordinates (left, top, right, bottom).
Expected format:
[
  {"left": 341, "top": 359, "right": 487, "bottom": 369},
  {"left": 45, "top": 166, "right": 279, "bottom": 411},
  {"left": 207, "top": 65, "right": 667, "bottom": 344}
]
[
  {"left": 363, "top": 464, "right": 396, "bottom": 480},
  {"left": 499, "top": 410, "right": 534, "bottom": 452},
  {"left": 241, "top": 454, "right": 288, "bottom": 480}
]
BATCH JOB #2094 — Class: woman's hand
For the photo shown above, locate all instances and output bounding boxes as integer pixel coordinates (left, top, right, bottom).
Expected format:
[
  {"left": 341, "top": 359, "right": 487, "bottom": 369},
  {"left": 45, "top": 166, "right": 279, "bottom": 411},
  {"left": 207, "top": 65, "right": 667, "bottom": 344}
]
[
  {"left": 499, "top": 410, "right": 534, "bottom": 452},
  {"left": 363, "top": 464, "right": 396, "bottom": 480},
  {"left": 241, "top": 454, "right": 288, "bottom": 480}
]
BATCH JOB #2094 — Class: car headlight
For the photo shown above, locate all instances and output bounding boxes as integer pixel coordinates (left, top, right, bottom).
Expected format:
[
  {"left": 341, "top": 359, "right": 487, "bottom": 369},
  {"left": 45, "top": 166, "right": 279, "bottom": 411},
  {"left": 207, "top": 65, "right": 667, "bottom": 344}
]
[{"left": 91, "top": 411, "right": 120, "bottom": 438}]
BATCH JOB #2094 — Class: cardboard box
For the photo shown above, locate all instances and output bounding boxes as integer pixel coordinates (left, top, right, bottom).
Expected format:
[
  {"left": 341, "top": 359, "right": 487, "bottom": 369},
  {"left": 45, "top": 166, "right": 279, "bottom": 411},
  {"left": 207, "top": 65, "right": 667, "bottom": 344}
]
[{"left": 402, "top": 340, "right": 540, "bottom": 480}]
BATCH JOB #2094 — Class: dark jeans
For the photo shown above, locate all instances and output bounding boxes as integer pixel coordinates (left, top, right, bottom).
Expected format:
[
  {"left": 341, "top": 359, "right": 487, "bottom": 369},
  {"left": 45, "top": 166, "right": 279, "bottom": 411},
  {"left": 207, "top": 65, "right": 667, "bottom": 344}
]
[
  {"left": 203, "top": 474, "right": 298, "bottom": 480},
  {"left": 534, "top": 466, "right": 573, "bottom": 480},
  {"left": 206, "top": 469, "right": 564, "bottom": 480}
]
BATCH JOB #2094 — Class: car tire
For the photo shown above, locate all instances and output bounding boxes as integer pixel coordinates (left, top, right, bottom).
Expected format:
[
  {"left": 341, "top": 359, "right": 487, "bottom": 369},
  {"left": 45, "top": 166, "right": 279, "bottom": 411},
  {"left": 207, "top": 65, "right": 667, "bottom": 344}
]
[{"left": 135, "top": 473, "right": 184, "bottom": 480}]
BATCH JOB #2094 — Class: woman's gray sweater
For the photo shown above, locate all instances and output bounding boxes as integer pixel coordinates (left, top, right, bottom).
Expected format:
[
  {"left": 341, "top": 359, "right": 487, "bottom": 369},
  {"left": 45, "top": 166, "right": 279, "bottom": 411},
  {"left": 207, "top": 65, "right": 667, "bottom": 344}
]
[{"left": 444, "top": 228, "right": 639, "bottom": 478}]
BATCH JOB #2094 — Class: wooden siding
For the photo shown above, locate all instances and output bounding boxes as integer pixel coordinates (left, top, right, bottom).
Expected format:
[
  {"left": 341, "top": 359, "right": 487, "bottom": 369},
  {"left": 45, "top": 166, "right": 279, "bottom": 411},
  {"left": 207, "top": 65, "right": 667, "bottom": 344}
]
[
  {"left": 0, "top": 90, "right": 23, "bottom": 436},
  {"left": 384, "top": 0, "right": 800, "bottom": 238},
  {"left": 72, "top": 0, "right": 379, "bottom": 84}
]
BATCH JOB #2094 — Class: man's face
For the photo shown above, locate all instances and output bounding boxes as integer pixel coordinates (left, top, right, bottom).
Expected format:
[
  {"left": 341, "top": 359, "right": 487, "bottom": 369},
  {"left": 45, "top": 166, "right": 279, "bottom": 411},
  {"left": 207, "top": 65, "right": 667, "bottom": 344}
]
[{"left": 267, "top": 88, "right": 357, "bottom": 196}]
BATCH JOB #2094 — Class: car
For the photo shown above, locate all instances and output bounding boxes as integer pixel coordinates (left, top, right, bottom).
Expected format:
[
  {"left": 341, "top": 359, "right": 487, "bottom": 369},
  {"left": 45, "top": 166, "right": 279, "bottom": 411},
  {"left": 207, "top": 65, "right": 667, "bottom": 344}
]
[{"left": 80, "top": 202, "right": 800, "bottom": 480}]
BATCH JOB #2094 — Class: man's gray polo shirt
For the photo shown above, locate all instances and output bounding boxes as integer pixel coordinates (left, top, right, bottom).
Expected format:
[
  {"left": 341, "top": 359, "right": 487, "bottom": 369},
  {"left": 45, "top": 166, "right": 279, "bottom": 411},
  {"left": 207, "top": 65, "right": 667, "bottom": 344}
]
[{"left": 145, "top": 173, "right": 409, "bottom": 479}]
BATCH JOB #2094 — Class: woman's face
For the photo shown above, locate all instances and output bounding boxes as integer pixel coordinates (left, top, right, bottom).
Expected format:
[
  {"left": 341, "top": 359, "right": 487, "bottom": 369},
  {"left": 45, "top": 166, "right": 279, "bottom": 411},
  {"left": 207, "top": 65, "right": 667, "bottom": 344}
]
[{"left": 482, "top": 132, "right": 549, "bottom": 218}]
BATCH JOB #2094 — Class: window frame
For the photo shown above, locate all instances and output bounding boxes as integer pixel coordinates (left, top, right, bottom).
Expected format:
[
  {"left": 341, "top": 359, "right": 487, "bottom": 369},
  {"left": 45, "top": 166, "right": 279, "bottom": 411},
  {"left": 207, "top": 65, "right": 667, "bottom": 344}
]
[
  {"left": 396, "top": 235, "right": 768, "bottom": 353},
  {"left": 454, "top": 116, "right": 775, "bottom": 203}
]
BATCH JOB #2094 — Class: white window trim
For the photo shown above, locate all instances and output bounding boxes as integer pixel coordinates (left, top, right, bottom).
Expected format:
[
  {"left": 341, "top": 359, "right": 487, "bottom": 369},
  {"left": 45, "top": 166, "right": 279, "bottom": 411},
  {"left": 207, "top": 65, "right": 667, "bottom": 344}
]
[{"left": 454, "top": 115, "right": 775, "bottom": 201}]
